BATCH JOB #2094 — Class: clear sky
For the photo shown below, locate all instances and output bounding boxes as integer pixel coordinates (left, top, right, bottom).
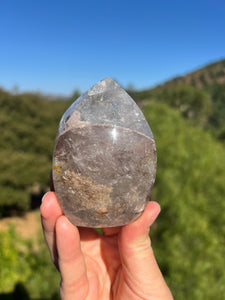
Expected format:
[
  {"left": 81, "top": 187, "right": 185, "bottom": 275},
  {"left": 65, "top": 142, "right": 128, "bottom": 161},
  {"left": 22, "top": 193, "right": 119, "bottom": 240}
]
[{"left": 0, "top": 0, "right": 224, "bottom": 95}]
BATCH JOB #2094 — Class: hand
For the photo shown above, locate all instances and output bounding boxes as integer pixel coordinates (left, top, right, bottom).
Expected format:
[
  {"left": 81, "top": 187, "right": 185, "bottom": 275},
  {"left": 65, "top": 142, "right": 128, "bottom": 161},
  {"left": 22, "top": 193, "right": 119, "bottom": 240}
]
[{"left": 40, "top": 192, "right": 173, "bottom": 300}]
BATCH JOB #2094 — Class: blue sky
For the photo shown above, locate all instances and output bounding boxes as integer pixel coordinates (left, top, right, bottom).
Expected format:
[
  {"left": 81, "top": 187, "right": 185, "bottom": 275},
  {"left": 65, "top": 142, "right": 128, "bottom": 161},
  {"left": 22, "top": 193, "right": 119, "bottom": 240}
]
[{"left": 0, "top": 0, "right": 224, "bottom": 95}]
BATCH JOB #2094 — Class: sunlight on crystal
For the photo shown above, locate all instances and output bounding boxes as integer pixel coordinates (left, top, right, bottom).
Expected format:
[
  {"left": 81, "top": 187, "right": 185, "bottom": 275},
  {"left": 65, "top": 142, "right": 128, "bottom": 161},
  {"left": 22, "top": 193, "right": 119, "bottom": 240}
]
[{"left": 111, "top": 127, "right": 118, "bottom": 143}]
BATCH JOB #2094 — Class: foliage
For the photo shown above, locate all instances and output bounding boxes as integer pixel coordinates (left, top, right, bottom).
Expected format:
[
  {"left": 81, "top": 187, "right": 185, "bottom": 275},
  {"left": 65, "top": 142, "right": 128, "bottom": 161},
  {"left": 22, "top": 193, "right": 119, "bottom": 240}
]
[
  {"left": 207, "top": 83, "right": 225, "bottom": 139},
  {"left": 0, "top": 89, "right": 69, "bottom": 216},
  {"left": 143, "top": 102, "right": 225, "bottom": 299},
  {"left": 71, "top": 89, "right": 81, "bottom": 101},
  {"left": 130, "top": 59, "right": 225, "bottom": 140},
  {"left": 0, "top": 225, "right": 60, "bottom": 299},
  {"left": 0, "top": 226, "right": 30, "bottom": 292},
  {"left": 156, "top": 84, "right": 211, "bottom": 126}
]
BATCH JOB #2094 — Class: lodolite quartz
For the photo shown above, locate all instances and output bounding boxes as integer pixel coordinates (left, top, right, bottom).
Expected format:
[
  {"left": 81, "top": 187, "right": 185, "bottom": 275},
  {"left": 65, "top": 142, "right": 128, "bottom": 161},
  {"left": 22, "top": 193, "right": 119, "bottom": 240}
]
[{"left": 52, "top": 78, "right": 157, "bottom": 227}]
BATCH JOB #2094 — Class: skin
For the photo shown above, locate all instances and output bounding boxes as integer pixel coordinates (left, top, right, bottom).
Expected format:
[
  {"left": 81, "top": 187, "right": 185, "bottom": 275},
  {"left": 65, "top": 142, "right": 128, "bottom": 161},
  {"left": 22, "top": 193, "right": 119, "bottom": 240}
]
[{"left": 40, "top": 191, "right": 173, "bottom": 300}]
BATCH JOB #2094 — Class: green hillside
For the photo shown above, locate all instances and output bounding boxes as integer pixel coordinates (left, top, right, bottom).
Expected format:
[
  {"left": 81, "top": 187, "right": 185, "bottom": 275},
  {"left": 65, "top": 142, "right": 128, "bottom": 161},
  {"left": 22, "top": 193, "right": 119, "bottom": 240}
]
[
  {"left": 0, "top": 89, "right": 69, "bottom": 215},
  {"left": 0, "top": 61, "right": 225, "bottom": 299},
  {"left": 153, "top": 59, "right": 225, "bottom": 90},
  {"left": 143, "top": 102, "right": 225, "bottom": 299},
  {"left": 129, "top": 59, "right": 225, "bottom": 140}
]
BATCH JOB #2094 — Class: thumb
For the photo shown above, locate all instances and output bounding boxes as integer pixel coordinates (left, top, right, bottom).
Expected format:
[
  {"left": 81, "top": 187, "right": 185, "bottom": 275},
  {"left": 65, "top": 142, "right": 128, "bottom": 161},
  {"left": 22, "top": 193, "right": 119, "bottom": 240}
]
[{"left": 118, "top": 201, "right": 172, "bottom": 298}]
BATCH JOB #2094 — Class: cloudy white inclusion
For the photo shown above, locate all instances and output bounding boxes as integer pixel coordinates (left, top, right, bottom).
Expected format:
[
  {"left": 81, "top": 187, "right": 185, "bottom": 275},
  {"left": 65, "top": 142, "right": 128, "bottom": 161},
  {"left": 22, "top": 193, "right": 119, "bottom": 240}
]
[{"left": 111, "top": 127, "right": 118, "bottom": 143}]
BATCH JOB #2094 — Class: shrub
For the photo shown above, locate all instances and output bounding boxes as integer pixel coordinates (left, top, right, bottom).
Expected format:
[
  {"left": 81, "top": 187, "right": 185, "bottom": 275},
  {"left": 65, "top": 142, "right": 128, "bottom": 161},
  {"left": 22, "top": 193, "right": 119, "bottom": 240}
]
[
  {"left": 0, "top": 225, "right": 60, "bottom": 299},
  {"left": 144, "top": 103, "right": 225, "bottom": 299}
]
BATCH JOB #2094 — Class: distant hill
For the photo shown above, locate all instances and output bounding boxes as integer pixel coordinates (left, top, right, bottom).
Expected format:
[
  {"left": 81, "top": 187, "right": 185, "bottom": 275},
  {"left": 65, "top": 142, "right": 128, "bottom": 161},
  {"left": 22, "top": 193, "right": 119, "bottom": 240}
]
[
  {"left": 129, "top": 59, "right": 225, "bottom": 140},
  {"left": 153, "top": 58, "right": 225, "bottom": 91},
  {"left": 129, "top": 58, "right": 225, "bottom": 98}
]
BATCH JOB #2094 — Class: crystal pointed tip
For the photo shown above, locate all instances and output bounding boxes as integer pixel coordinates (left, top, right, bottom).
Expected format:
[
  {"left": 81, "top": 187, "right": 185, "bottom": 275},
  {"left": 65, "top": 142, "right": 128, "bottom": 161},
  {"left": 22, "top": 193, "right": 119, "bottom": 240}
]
[
  {"left": 101, "top": 77, "right": 114, "bottom": 82},
  {"left": 99, "top": 77, "right": 118, "bottom": 85}
]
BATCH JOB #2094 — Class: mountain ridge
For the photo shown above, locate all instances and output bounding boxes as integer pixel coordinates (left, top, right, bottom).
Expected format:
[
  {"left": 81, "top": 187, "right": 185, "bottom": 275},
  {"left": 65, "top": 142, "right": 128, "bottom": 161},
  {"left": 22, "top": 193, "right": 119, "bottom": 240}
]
[
  {"left": 150, "top": 58, "right": 225, "bottom": 92},
  {"left": 128, "top": 58, "right": 225, "bottom": 140}
]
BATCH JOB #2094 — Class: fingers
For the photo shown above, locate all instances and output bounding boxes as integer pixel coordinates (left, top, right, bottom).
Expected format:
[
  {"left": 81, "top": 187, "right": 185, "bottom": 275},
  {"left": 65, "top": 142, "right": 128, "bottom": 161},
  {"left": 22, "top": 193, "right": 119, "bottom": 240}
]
[
  {"left": 56, "top": 216, "right": 89, "bottom": 299},
  {"left": 40, "top": 192, "right": 63, "bottom": 265},
  {"left": 119, "top": 201, "right": 173, "bottom": 298},
  {"left": 102, "top": 227, "right": 121, "bottom": 237},
  {"left": 120, "top": 201, "right": 161, "bottom": 250},
  {"left": 41, "top": 192, "right": 90, "bottom": 299}
]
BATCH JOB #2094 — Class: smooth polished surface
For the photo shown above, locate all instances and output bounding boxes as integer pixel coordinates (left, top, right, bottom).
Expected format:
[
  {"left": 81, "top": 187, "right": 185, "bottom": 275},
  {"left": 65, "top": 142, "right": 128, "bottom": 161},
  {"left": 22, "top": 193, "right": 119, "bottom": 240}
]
[{"left": 53, "top": 78, "right": 157, "bottom": 227}]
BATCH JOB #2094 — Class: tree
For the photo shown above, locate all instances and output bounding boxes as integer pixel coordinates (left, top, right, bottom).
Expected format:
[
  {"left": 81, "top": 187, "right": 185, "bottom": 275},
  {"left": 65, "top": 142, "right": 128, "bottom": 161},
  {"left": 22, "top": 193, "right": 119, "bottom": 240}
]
[
  {"left": 143, "top": 102, "right": 225, "bottom": 299},
  {"left": 159, "top": 84, "right": 211, "bottom": 126}
]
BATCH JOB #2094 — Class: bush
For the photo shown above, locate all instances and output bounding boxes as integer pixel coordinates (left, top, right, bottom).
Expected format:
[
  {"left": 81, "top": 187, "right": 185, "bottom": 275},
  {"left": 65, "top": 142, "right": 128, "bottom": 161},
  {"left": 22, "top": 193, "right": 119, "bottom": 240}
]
[
  {"left": 0, "top": 89, "right": 69, "bottom": 215},
  {"left": 158, "top": 84, "right": 211, "bottom": 126},
  {"left": 0, "top": 225, "right": 60, "bottom": 299},
  {"left": 143, "top": 102, "right": 225, "bottom": 299}
]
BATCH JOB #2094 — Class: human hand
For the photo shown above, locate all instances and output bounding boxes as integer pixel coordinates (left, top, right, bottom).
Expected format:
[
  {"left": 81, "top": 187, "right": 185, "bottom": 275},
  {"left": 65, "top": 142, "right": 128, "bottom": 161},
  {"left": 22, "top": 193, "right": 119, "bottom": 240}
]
[{"left": 40, "top": 192, "right": 173, "bottom": 300}]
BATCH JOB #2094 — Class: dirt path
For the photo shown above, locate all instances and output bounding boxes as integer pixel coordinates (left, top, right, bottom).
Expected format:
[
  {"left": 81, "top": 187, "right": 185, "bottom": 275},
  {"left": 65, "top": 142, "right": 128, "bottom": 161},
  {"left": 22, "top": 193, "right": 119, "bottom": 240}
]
[{"left": 0, "top": 210, "right": 42, "bottom": 240}]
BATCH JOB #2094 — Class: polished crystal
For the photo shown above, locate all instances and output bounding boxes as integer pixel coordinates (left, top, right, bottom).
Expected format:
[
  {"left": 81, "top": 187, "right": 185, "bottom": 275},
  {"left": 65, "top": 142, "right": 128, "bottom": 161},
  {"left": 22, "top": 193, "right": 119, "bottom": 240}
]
[{"left": 53, "top": 78, "right": 157, "bottom": 227}]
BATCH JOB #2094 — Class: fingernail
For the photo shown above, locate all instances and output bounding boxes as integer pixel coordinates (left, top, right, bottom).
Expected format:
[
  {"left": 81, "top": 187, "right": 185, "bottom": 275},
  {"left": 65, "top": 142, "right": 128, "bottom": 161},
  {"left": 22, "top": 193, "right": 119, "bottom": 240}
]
[{"left": 41, "top": 191, "right": 50, "bottom": 203}]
